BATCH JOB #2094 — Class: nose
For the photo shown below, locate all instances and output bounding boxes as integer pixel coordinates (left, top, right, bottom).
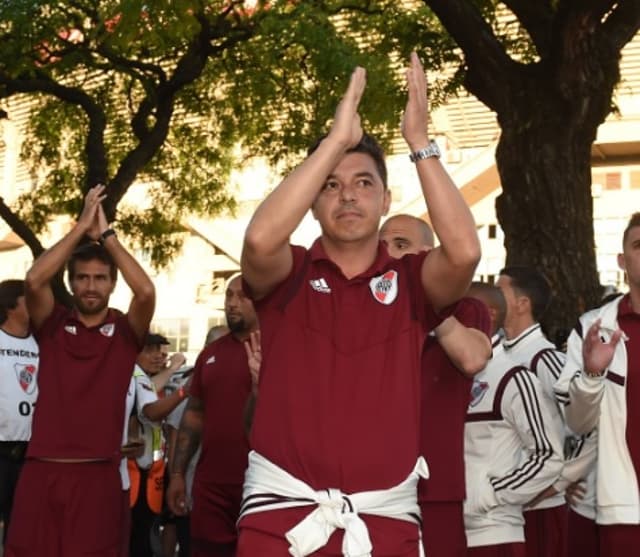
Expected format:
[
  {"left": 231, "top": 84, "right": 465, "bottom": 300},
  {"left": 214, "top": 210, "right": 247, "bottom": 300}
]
[{"left": 339, "top": 183, "right": 357, "bottom": 203}]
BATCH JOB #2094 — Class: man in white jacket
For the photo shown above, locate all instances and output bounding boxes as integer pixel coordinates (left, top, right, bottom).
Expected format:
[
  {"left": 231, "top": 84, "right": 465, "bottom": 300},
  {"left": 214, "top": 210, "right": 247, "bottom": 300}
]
[
  {"left": 554, "top": 212, "right": 640, "bottom": 555},
  {"left": 496, "top": 266, "right": 568, "bottom": 557},
  {"left": 464, "top": 282, "right": 563, "bottom": 556}
]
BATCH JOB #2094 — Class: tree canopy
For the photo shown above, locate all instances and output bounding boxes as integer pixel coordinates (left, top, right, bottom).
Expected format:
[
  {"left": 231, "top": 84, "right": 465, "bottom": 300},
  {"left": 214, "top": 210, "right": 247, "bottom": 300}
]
[{"left": 0, "top": 0, "right": 453, "bottom": 264}]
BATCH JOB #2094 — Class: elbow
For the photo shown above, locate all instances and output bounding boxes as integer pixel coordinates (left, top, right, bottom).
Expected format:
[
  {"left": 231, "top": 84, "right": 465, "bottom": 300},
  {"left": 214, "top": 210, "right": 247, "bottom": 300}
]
[
  {"left": 138, "top": 282, "right": 156, "bottom": 305},
  {"left": 459, "top": 354, "right": 489, "bottom": 377},
  {"left": 457, "top": 338, "right": 491, "bottom": 377},
  {"left": 142, "top": 405, "right": 161, "bottom": 423},
  {"left": 244, "top": 223, "right": 271, "bottom": 257},
  {"left": 25, "top": 266, "right": 46, "bottom": 293}
]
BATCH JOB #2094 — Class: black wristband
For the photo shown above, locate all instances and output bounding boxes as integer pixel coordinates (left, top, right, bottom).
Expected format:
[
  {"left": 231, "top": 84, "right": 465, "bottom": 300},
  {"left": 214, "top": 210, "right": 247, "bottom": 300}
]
[{"left": 99, "top": 228, "right": 116, "bottom": 244}]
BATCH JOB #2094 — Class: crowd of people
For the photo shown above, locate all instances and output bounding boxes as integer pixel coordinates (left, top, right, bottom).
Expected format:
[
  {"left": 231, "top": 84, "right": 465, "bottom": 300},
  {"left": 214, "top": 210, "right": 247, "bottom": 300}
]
[{"left": 0, "top": 52, "right": 639, "bottom": 557}]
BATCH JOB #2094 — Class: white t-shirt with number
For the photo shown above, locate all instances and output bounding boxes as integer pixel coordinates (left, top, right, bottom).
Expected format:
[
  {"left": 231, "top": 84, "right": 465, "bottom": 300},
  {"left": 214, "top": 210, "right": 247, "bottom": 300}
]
[{"left": 0, "top": 329, "right": 39, "bottom": 441}]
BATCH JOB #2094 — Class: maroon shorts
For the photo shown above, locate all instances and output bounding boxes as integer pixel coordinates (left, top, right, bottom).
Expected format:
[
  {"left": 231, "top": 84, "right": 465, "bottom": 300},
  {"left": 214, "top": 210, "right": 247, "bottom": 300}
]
[
  {"left": 523, "top": 505, "right": 568, "bottom": 557},
  {"left": 237, "top": 508, "right": 421, "bottom": 556},
  {"left": 420, "top": 500, "right": 466, "bottom": 557},
  {"left": 467, "top": 543, "right": 526, "bottom": 557},
  {"left": 599, "top": 523, "right": 640, "bottom": 556},
  {"left": 190, "top": 481, "right": 243, "bottom": 556},
  {"left": 567, "top": 509, "right": 599, "bottom": 557},
  {"left": 5, "top": 459, "right": 122, "bottom": 557}
]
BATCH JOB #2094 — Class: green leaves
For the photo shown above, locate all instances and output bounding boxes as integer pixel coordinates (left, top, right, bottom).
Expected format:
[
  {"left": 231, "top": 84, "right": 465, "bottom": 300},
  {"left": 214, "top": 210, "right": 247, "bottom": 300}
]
[{"left": 0, "top": 0, "right": 454, "bottom": 266}]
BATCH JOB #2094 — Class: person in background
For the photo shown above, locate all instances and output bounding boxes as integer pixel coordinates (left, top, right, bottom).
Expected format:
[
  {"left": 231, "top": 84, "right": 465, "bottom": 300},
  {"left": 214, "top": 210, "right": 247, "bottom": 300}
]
[
  {"left": 167, "top": 275, "right": 258, "bottom": 557},
  {"left": 0, "top": 280, "right": 38, "bottom": 547},
  {"left": 380, "top": 214, "right": 491, "bottom": 557}
]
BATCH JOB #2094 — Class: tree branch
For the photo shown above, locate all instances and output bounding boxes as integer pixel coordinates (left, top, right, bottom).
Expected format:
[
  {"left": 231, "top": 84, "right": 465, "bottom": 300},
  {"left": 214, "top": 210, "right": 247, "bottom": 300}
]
[
  {"left": 599, "top": 0, "right": 640, "bottom": 52},
  {"left": 502, "top": 0, "right": 554, "bottom": 58},
  {"left": 0, "top": 197, "right": 45, "bottom": 257},
  {"left": 0, "top": 71, "right": 109, "bottom": 191},
  {"left": 423, "top": 0, "right": 516, "bottom": 112},
  {"left": 0, "top": 197, "right": 72, "bottom": 306},
  {"left": 104, "top": 12, "right": 218, "bottom": 217}
]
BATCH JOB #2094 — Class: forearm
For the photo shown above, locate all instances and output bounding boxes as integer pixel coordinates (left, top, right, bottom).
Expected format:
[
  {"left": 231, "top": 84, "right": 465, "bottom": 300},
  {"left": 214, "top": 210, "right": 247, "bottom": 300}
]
[
  {"left": 101, "top": 234, "right": 154, "bottom": 301},
  {"left": 245, "top": 136, "right": 349, "bottom": 254},
  {"left": 566, "top": 375, "right": 604, "bottom": 434},
  {"left": 25, "top": 223, "right": 87, "bottom": 290},
  {"left": 243, "top": 392, "right": 257, "bottom": 437},
  {"left": 172, "top": 404, "right": 203, "bottom": 475},
  {"left": 415, "top": 158, "right": 480, "bottom": 269},
  {"left": 142, "top": 390, "right": 187, "bottom": 423},
  {"left": 435, "top": 317, "right": 490, "bottom": 376}
]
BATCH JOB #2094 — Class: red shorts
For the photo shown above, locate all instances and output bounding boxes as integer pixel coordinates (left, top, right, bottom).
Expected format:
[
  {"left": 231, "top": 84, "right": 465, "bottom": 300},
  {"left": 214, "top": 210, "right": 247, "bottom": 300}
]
[
  {"left": 567, "top": 509, "right": 599, "bottom": 557},
  {"left": 599, "top": 523, "right": 640, "bottom": 556},
  {"left": 467, "top": 542, "right": 526, "bottom": 557},
  {"left": 237, "top": 508, "right": 421, "bottom": 556},
  {"left": 190, "top": 481, "right": 243, "bottom": 556},
  {"left": 420, "top": 500, "right": 466, "bottom": 557},
  {"left": 523, "top": 505, "right": 568, "bottom": 557},
  {"left": 5, "top": 459, "right": 122, "bottom": 557}
]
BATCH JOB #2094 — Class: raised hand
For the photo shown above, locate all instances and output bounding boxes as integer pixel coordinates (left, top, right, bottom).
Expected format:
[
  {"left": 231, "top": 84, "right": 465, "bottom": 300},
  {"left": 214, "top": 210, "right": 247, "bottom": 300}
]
[
  {"left": 79, "top": 184, "right": 107, "bottom": 240},
  {"left": 401, "top": 52, "right": 430, "bottom": 151},
  {"left": 244, "top": 330, "right": 262, "bottom": 395},
  {"left": 582, "top": 319, "right": 623, "bottom": 376},
  {"left": 327, "top": 66, "right": 366, "bottom": 150}
]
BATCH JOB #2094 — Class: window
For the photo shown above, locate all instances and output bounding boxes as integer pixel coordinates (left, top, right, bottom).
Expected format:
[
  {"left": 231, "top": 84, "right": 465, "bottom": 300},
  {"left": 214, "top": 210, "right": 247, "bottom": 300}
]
[
  {"left": 605, "top": 172, "right": 621, "bottom": 190},
  {"left": 152, "top": 318, "right": 190, "bottom": 353},
  {"left": 488, "top": 224, "right": 497, "bottom": 239},
  {"left": 630, "top": 170, "right": 640, "bottom": 189}
]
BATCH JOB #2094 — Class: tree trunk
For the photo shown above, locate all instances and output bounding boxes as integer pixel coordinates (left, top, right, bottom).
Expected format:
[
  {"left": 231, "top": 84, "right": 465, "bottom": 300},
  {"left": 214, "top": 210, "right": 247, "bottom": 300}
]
[{"left": 495, "top": 89, "right": 603, "bottom": 344}]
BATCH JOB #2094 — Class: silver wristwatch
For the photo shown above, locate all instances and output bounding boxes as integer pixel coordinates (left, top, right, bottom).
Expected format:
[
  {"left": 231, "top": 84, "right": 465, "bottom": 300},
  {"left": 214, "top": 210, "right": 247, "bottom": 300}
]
[{"left": 409, "top": 140, "right": 441, "bottom": 163}]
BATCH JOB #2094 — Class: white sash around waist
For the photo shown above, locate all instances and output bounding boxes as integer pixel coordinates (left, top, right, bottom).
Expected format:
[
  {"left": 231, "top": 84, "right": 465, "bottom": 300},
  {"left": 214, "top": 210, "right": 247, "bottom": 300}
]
[{"left": 239, "top": 450, "right": 429, "bottom": 557}]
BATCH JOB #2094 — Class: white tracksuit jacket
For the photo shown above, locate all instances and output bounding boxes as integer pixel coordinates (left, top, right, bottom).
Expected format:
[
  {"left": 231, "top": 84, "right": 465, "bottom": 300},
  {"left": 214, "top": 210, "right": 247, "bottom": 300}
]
[
  {"left": 464, "top": 338, "right": 564, "bottom": 547},
  {"left": 502, "top": 324, "right": 567, "bottom": 510},
  {"left": 554, "top": 294, "right": 640, "bottom": 525}
]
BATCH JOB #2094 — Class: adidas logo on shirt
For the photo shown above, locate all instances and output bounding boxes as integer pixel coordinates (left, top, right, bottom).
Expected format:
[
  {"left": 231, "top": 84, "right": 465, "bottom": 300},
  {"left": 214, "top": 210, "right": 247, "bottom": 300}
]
[{"left": 309, "top": 278, "right": 331, "bottom": 294}]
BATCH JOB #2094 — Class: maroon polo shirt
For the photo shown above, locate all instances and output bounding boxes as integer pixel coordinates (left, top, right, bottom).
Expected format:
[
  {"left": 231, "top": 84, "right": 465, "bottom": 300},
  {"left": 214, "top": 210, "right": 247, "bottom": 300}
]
[
  {"left": 27, "top": 304, "right": 141, "bottom": 460},
  {"left": 248, "top": 239, "right": 442, "bottom": 494},
  {"left": 617, "top": 294, "right": 640, "bottom": 491},
  {"left": 418, "top": 297, "right": 491, "bottom": 503},
  {"left": 190, "top": 332, "right": 251, "bottom": 485}
]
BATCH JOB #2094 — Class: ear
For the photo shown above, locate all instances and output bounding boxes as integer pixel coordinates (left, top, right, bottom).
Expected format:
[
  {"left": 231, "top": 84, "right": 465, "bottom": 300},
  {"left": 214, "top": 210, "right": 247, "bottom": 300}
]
[
  {"left": 382, "top": 188, "right": 391, "bottom": 216},
  {"left": 618, "top": 252, "right": 626, "bottom": 272},
  {"left": 516, "top": 295, "right": 531, "bottom": 316}
]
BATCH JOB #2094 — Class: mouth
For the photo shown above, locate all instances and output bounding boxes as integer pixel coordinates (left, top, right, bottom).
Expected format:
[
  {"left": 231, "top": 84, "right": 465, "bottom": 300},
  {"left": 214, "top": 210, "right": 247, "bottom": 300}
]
[{"left": 335, "top": 210, "right": 363, "bottom": 220}]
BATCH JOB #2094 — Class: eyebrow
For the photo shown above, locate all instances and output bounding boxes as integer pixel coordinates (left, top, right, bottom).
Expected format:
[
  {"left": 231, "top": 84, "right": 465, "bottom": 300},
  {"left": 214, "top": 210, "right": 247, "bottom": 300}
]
[{"left": 326, "top": 171, "right": 377, "bottom": 181}]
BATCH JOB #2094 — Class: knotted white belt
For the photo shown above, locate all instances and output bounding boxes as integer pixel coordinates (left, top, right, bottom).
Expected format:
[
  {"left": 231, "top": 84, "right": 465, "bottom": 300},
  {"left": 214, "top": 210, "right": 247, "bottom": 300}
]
[{"left": 239, "top": 450, "right": 429, "bottom": 557}]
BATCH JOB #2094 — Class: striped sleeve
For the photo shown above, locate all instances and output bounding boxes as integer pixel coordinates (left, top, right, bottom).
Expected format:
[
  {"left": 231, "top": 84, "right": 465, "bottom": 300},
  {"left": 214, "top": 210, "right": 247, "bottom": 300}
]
[
  {"left": 491, "top": 369, "right": 564, "bottom": 505},
  {"left": 531, "top": 348, "right": 567, "bottom": 400}
]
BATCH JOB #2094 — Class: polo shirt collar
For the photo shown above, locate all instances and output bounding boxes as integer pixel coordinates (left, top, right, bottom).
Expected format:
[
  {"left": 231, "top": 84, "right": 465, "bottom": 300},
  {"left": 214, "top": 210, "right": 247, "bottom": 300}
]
[
  {"left": 309, "top": 238, "right": 394, "bottom": 279},
  {"left": 67, "top": 306, "right": 117, "bottom": 328}
]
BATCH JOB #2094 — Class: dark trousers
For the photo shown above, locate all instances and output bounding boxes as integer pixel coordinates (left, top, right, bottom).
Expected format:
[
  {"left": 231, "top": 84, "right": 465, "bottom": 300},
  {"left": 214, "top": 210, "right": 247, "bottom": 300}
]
[
  {"left": 0, "top": 443, "right": 27, "bottom": 546},
  {"left": 129, "top": 467, "right": 158, "bottom": 557}
]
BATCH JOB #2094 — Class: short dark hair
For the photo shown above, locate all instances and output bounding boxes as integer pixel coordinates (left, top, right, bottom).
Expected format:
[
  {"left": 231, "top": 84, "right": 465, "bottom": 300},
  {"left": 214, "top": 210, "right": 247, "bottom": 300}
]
[
  {"left": 67, "top": 243, "right": 117, "bottom": 282},
  {"left": 0, "top": 279, "right": 25, "bottom": 325},
  {"left": 499, "top": 265, "right": 552, "bottom": 322},
  {"left": 468, "top": 281, "right": 506, "bottom": 332},
  {"left": 145, "top": 333, "right": 170, "bottom": 346},
  {"left": 623, "top": 212, "right": 640, "bottom": 248},
  {"left": 307, "top": 133, "right": 388, "bottom": 189}
]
